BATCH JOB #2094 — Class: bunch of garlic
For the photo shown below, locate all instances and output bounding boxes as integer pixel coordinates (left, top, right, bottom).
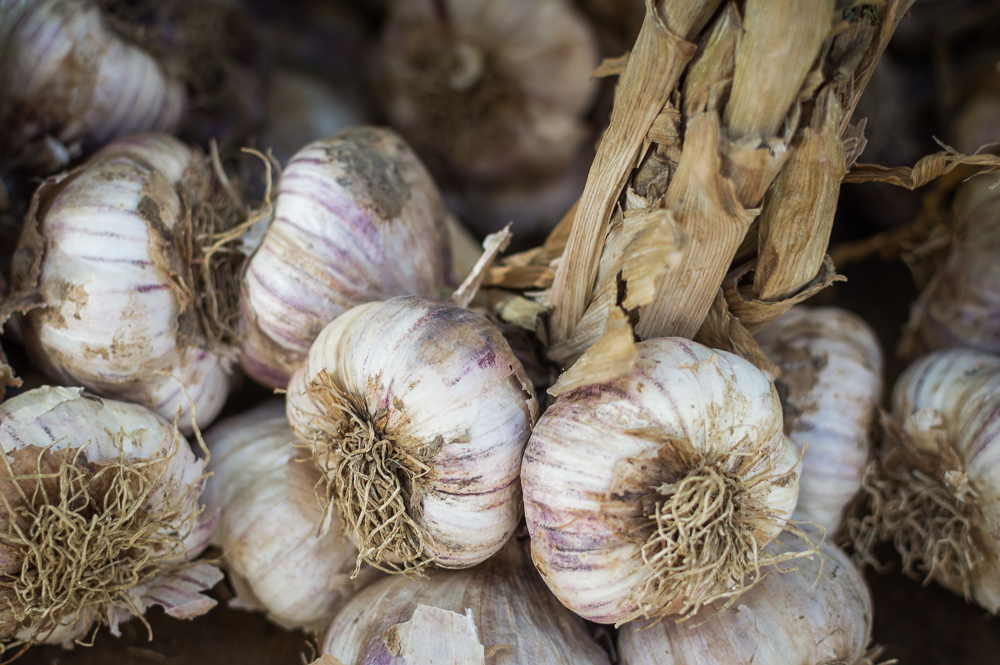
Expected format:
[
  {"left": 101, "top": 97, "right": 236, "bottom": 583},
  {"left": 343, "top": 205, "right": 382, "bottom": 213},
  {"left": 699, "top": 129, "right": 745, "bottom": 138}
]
[
  {"left": 370, "top": 0, "right": 599, "bottom": 184},
  {"left": 286, "top": 295, "right": 538, "bottom": 573},
  {"left": 203, "top": 401, "right": 380, "bottom": 633},
  {"left": 0, "top": 386, "right": 221, "bottom": 648},
  {"left": 320, "top": 537, "right": 611, "bottom": 665},
  {"left": 755, "top": 306, "right": 883, "bottom": 532},
  {"left": 521, "top": 337, "right": 800, "bottom": 624},
  {"left": 10, "top": 133, "right": 242, "bottom": 432},
  {"left": 0, "top": 0, "right": 186, "bottom": 175},
  {"left": 239, "top": 126, "right": 453, "bottom": 388},
  {"left": 619, "top": 533, "right": 874, "bottom": 665},
  {"left": 850, "top": 347, "right": 1000, "bottom": 613}
]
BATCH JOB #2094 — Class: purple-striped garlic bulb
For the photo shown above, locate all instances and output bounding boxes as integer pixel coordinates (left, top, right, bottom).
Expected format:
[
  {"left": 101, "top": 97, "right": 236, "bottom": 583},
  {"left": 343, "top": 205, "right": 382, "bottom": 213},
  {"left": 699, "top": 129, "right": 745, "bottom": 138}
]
[
  {"left": 0, "top": 0, "right": 186, "bottom": 175},
  {"left": 239, "top": 126, "right": 453, "bottom": 388},
  {"left": 755, "top": 306, "right": 883, "bottom": 532},
  {"left": 10, "top": 134, "right": 244, "bottom": 432},
  {"left": 320, "top": 538, "right": 611, "bottom": 665},
  {"left": 203, "top": 401, "right": 381, "bottom": 633},
  {"left": 0, "top": 386, "right": 220, "bottom": 648},
  {"left": 849, "top": 347, "right": 1000, "bottom": 613},
  {"left": 619, "top": 534, "right": 874, "bottom": 665},
  {"left": 370, "top": 0, "right": 599, "bottom": 183},
  {"left": 521, "top": 338, "right": 800, "bottom": 624},
  {"left": 286, "top": 296, "right": 538, "bottom": 573}
]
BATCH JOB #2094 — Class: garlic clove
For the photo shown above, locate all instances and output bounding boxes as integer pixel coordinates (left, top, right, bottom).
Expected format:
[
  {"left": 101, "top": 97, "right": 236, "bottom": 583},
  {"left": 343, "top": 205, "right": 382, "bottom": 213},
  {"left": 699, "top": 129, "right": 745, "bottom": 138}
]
[
  {"left": 286, "top": 295, "right": 538, "bottom": 573},
  {"left": 239, "top": 126, "right": 453, "bottom": 388},
  {"left": 522, "top": 337, "right": 800, "bottom": 624}
]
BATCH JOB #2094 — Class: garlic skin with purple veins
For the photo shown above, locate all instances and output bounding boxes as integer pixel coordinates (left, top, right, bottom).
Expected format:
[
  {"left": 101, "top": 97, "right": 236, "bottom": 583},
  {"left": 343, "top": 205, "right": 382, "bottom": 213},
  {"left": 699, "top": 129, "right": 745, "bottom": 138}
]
[
  {"left": 755, "top": 306, "right": 883, "bottom": 533},
  {"left": 619, "top": 535, "right": 874, "bottom": 665},
  {"left": 239, "top": 126, "right": 453, "bottom": 389},
  {"left": 11, "top": 134, "right": 242, "bottom": 432},
  {"left": 0, "top": 0, "right": 186, "bottom": 175},
  {"left": 521, "top": 337, "right": 800, "bottom": 624},
  {"left": 286, "top": 295, "right": 538, "bottom": 573},
  {"left": 0, "top": 386, "right": 221, "bottom": 648},
  {"left": 203, "top": 401, "right": 381, "bottom": 633}
]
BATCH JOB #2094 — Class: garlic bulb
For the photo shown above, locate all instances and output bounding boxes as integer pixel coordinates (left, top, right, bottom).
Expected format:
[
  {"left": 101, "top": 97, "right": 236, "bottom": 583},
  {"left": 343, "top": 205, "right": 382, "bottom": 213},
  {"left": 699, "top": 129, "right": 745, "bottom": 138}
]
[
  {"left": 0, "top": 386, "right": 220, "bottom": 648},
  {"left": 0, "top": 0, "right": 186, "bottom": 175},
  {"left": 286, "top": 295, "right": 538, "bottom": 572},
  {"left": 371, "top": 0, "right": 600, "bottom": 183},
  {"left": 239, "top": 126, "right": 453, "bottom": 388},
  {"left": 619, "top": 534, "right": 874, "bottom": 665},
  {"left": 755, "top": 306, "right": 883, "bottom": 532},
  {"left": 203, "top": 401, "right": 380, "bottom": 633},
  {"left": 851, "top": 347, "right": 1000, "bottom": 613},
  {"left": 12, "top": 133, "right": 242, "bottom": 432},
  {"left": 320, "top": 537, "right": 611, "bottom": 665},
  {"left": 522, "top": 337, "right": 800, "bottom": 624}
]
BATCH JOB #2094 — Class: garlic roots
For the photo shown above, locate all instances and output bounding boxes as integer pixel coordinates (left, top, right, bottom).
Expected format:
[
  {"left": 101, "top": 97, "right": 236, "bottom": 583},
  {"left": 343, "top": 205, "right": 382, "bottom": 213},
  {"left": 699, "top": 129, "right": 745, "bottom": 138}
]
[
  {"left": 239, "top": 126, "right": 453, "bottom": 388},
  {"left": 756, "top": 306, "right": 883, "bottom": 533},
  {"left": 286, "top": 295, "right": 538, "bottom": 573},
  {"left": 521, "top": 337, "right": 800, "bottom": 624},
  {"left": 0, "top": 386, "right": 220, "bottom": 649}
]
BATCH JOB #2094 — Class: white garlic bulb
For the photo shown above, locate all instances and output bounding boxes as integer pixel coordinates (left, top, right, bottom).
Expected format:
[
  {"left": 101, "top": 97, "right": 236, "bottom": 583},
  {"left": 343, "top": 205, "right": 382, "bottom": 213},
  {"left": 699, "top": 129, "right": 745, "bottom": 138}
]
[
  {"left": 11, "top": 134, "right": 241, "bottom": 432},
  {"left": 852, "top": 347, "right": 1000, "bottom": 613},
  {"left": 286, "top": 295, "right": 538, "bottom": 572},
  {"left": 0, "top": 0, "right": 186, "bottom": 175},
  {"left": 203, "top": 401, "right": 380, "bottom": 633},
  {"left": 371, "top": 0, "right": 599, "bottom": 183},
  {"left": 239, "top": 126, "right": 453, "bottom": 388},
  {"left": 522, "top": 337, "right": 800, "bottom": 624},
  {"left": 320, "top": 538, "right": 611, "bottom": 665},
  {"left": 755, "top": 306, "right": 883, "bottom": 532},
  {"left": 0, "top": 386, "right": 220, "bottom": 647},
  {"left": 619, "top": 534, "right": 874, "bottom": 665}
]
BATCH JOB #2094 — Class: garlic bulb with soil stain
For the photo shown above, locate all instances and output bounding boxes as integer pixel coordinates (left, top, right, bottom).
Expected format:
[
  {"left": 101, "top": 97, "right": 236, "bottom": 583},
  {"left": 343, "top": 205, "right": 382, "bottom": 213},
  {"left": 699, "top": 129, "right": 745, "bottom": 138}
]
[
  {"left": 239, "top": 126, "right": 453, "bottom": 389},
  {"left": 370, "top": 0, "right": 600, "bottom": 184},
  {"left": 0, "top": 0, "right": 186, "bottom": 175},
  {"left": 202, "top": 401, "right": 381, "bottom": 633},
  {"left": 849, "top": 347, "right": 1000, "bottom": 614},
  {"left": 0, "top": 386, "right": 220, "bottom": 649},
  {"left": 8, "top": 133, "right": 244, "bottom": 433},
  {"left": 521, "top": 337, "right": 800, "bottom": 624},
  {"left": 755, "top": 306, "right": 883, "bottom": 533},
  {"left": 619, "top": 533, "right": 874, "bottom": 665},
  {"left": 286, "top": 295, "right": 538, "bottom": 573},
  {"left": 319, "top": 537, "right": 611, "bottom": 665}
]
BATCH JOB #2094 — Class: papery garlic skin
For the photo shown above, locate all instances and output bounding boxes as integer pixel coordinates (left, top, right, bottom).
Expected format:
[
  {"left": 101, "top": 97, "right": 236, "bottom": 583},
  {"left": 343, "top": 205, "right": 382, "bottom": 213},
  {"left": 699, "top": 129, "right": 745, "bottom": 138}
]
[
  {"left": 240, "top": 126, "right": 453, "bottom": 388},
  {"left": 203, "top": 401, "right": 380, "bottom": 633},
  {"left": 619, "top": 535, "right": 873, "bottom": 665},
  {"left": 889, "top": 348, "right": 1000, "bottom": 612},
  {"left": 0, "top": 0, "right": 186, "bottom": 174},
  {"left": 321, "top": 539, "right": 611, "bottom": 665},
  {"left": 522, "top": 338, "right": 799, "bottom": 624},
  {"left": 0, "top": 386, "right": 220, "bottom": 645},
  {"left": 287, "top": 295, "right": 538, "bottom": 571},
  {"left": 14, "top": 134, "right": 232, "bottom": 432},
  {"left": 755, "top": 306, "right": 883, "bottom": 532}
]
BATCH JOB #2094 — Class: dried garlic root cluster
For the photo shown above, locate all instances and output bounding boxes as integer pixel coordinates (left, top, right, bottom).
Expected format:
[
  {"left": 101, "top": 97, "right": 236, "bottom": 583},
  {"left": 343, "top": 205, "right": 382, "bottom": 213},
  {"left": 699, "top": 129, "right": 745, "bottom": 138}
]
[{"left": 0, "top": 386, "right": 220, "bottom": 650}]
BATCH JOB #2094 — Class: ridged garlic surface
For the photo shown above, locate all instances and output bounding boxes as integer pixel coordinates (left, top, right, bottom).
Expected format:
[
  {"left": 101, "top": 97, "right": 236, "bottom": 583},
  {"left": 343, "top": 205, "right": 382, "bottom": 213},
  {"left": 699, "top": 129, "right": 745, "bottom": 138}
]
[
  {"left": 371, "top": 0, "right": 599, "bottom": 183},
  {"left": 619, "top": 535, "right": 873, "bottom": 665},
  {"left": 321, "top": 539, "right": 611, "bottom": 665},
  {"left": 522, "top": 338, "right": 800, "bottom": 624},
  {"left": 0, "top": 386, "right": 220, "bottom": 646},
  {"left": 13, "top": 134, "right": 236, "bottom": 432},
  {"left": 0, "top": 0, "right": 186, "bottom": 175},
  {"left": 239, "top": 126, "right": 453, "bottom": 388},
  {"left": 203, "top": 401, "right": 380, "bottom": 633},
  {"left": 755, "top": 306, "right": 883, "bottom": 532},
  {"left": 286, "top": 296, "right": 538, "bottom": 572}
]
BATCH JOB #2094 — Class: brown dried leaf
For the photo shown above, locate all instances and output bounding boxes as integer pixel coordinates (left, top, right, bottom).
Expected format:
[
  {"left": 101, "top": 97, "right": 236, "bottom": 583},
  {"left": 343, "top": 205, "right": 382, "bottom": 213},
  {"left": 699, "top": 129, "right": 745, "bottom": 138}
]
[
  {"left": 845, "top": 143, "right": 1000, "bottom": 189},
  {"left": 548, "top": 308, "right": 636, "bottom": 397},
  {"left": 592, "top": 52, "right": 630, "bottom": 79},
  {"left": 450, "top": 226, "right": 512, "bottom": 309},
  {"left": 694, "top": 288, "right": 779, "bottom": 380}
]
